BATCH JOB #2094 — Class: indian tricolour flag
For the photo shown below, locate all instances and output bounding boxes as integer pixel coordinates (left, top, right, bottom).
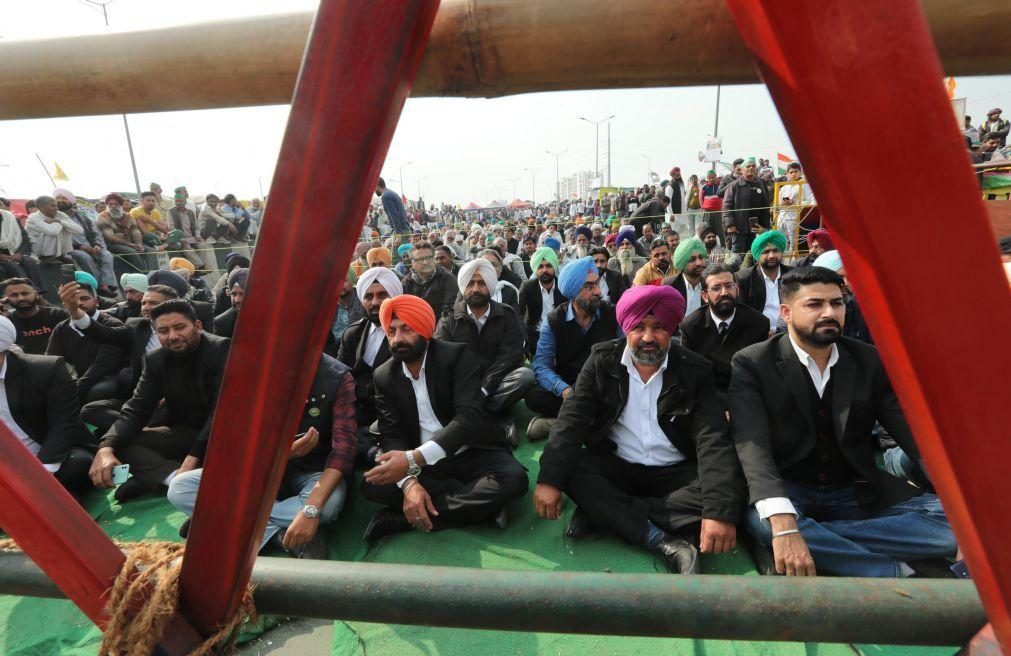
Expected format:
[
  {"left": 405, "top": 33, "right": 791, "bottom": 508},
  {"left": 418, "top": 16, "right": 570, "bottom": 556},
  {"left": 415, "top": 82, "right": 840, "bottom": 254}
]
[{"left": 777, "top": 153, "right": 794, "bottom": 176}]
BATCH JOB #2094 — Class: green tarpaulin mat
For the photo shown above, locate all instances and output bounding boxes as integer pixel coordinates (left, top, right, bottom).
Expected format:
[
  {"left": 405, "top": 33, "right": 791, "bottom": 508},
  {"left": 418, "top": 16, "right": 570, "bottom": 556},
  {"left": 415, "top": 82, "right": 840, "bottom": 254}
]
[{"left": 0, "top": 404, "right": 963, "bottom": 655}]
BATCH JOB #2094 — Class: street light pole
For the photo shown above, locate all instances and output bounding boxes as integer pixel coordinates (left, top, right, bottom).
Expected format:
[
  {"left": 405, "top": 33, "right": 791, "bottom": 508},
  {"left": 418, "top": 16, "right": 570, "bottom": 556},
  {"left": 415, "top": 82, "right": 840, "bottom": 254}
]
[
  {"left": 545, "top": 149, "right": 567, "bottom": 202},
  {"left": 399, "top": 161, "right": 413, "bottom": 199},
  {"left": 579, "top": 115, "right": 615, "bottom": 183},
  {"left": 524, "top": 167, "right": 539, "bottom": 205},
  {"left": 508, "top": 176, "right": 520, "bottom": 200},
  {"left": 417, "top": 177, "right": 428, "bottom": 202},
  {"left": 642, "top": 154, "right": 651, "bottom": 184}
]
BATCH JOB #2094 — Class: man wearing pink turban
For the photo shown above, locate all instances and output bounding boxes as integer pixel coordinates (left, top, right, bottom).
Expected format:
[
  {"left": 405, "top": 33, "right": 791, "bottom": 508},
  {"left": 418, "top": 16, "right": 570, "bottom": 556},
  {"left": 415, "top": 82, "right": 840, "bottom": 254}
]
[{"left": 534, "top": 284, "right": 746, "bottom": 575}]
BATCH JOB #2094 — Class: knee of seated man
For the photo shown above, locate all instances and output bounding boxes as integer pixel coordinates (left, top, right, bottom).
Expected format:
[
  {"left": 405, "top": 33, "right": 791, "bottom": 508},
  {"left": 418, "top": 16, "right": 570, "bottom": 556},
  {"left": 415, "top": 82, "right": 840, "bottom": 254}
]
[{"left": 166, "top": 469, "right": 202, "bottom": 508}]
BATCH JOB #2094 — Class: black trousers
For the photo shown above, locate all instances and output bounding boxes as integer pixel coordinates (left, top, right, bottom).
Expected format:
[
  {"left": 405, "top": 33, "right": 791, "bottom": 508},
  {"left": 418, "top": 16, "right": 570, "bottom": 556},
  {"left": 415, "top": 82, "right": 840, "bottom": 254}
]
[
  {"left": 565, "top": 447, "right": 704, "bottom": 545},
  {"left": 54, "top": 447, "right": 95, "bottom": 496},
  {"left": 117, "top": 425, "right": 201, "bottom": 490},
  {"left": 81, "top": 398, "right": 125, "bottom": 437},
  {"left": 361, "top": 448, "right": 528, "bottom": 530},
  {"left": 485, "top": 367, "right": 536, "bottom": 414},
  {"left": 524, "top": 386, "right": 565, "bottom": 418}
]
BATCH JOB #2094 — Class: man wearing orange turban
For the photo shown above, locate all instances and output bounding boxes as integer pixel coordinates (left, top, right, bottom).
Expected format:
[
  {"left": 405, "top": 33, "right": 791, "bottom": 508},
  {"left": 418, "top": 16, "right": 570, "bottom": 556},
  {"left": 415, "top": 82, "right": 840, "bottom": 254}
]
[
  {"left": 361, "top": 295, "right": 527, "bottom": 541},
  {"left": 366, "top": 247, "right": 393, "bottom": 268}
]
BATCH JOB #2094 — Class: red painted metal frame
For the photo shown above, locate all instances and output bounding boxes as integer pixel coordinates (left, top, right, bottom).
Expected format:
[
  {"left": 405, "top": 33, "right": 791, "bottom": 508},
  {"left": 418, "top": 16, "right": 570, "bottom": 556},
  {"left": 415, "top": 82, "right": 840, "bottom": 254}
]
[
  {"left": 724, "top": 0, "right": 1011, "bottom": 651},
  {"left": 176, "top": 0, "right": 442, "bottom": 636}
]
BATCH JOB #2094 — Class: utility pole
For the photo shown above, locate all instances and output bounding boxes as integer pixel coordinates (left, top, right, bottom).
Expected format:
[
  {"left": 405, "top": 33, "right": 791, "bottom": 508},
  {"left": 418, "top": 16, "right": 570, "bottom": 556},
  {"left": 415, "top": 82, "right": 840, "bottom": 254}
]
[
  {"left": 417, "top": 176, "right": 427, "bottom": 202},
  {"left": 86, "top": 0, "right": 142, "bottom": 195},
  {"left": 545, "top": 149, "right": 566, "bottom": 201},
  {"left": 523, "top": 167, "right": 539, "bottom": 205},
  {"left": 508, "top": 176, "right": 520, "bottom": 200},
  {"left": 399, "top": 161, "right": 413, "bottom": 199},
  {"left": 607, "top": 121, "right": 612, "bottom": 186},
  {"left": 714, "top": 85, "right": 722, "bottom": 138},
  {"left": 579, "top": 115, "right": 614, "bottom": 184},
  {"left": 641, "top": 154, "right": 651, "bottom": 183}
]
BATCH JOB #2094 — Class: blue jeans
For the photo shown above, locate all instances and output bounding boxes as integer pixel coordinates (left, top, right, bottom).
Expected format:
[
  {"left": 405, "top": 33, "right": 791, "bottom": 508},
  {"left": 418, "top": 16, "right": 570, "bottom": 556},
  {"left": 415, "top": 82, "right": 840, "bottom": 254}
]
[
  {"left": 168, "top": 468, "right": 346, "bottom": 551},
  {"left": 745, "top": 481, "right": 956, "bottom": 577}
]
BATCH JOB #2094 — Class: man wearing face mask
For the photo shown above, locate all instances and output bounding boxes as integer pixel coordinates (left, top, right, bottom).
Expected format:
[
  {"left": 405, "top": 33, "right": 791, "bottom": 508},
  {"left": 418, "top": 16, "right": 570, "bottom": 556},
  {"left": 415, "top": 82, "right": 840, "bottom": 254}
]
[
  {"left": 680, "top": 265, "right": 770, "bottom": 397},
  {"left": 96, "top": 193, "right": 154, "bottom": 273},
  {"left": 338, "top": 267, "right": 402, "bottom": 461},
  {"left": 401, "top": 241, "right": 459, "bottom": 319},
  {"left": 50, "top": 189, "right": 116, "bottom": 296}
]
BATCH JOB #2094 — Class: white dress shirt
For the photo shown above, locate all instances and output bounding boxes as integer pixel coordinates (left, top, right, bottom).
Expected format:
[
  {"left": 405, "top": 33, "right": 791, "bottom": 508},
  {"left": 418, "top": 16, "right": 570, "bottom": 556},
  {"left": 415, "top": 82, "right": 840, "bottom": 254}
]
[
  {"left": 0, "top": 357, "right": 59, "bottom": 473},
  {"left": 760, "top": 267, "right": 783, "bottom": 327},
  {"left": 467, "top": 305, "right": 490, "bottom": 333},
  {"left": 609, "top": 346, "right": 686, "bottom": 466},
  {"left": 597, "top": 272, "right": 610, "bottom": 303},
  {"left": 683, "top": 278, "right": 703, "bottom": 315},
  {"left": 755, "top": 335, "right": 841, "bottom": 520},
  {"left": 397, "top": 352, "right": 449, "bottom": 487},
  {"left": 362, "top": 322, "right": 385, "bottom": 367},
  {"left": 538, "top": 282, "right": 557, "bottom": 327}
]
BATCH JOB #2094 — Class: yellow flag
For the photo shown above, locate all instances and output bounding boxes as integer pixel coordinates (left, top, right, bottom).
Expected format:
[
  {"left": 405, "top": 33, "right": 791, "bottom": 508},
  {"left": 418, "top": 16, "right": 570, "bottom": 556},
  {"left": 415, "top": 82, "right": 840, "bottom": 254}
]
[{"left": 53, "top": 162, "right": 69, "bottom": 181}]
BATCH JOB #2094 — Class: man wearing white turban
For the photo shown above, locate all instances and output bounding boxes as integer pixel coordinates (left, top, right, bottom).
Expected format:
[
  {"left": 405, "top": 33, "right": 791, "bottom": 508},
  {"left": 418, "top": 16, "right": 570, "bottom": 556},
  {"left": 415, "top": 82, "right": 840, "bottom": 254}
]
[
  {"left": 0, "top": 315, "right": 95, "bottom": 496},
  {"left": 433, "top": 258, "right": 534, "bottom": 445},
  {"left": 338, "top": 266, "right": 404, "bottom": 463}
]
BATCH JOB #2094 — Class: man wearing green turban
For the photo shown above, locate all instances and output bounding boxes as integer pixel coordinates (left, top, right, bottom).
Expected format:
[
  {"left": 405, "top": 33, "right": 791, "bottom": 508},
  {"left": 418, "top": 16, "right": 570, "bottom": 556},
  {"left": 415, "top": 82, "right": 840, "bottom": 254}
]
[
  {"left": 518, "top": 246, "right": 564, "bottom": 357},
  {"left": 669, "top": 237, "right": 710, "bottom": 314},
  {"left": 329, "top": 266, "right": 364, "bottom": 349},
  {"left": 737, "top": 229, "right": 793, "bottom": 327}
]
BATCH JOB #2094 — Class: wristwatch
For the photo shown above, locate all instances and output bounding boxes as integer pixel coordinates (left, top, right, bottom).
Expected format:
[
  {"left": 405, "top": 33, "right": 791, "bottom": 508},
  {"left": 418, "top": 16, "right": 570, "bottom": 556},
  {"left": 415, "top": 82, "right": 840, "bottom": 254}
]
[
  {"left": 405, "top": 450, "right": 422, "bottom": 477},
  {"left": 302, "top": 504, "right": 320, "bottom": 519}
]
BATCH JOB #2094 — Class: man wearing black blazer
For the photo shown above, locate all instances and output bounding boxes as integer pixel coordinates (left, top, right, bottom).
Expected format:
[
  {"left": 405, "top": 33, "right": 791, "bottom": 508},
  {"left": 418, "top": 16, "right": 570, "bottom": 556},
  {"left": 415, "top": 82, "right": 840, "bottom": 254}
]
[
  {"left": 516, "top": 258, "right": 565, "bottom": 357},
  {"left": 76, "top": 284, "right": 179, "bottom": 435},
  {"left": 590, "top": 247, "right": 628, "bottom": 305},
  {"left": 735, "top": 231, "right": 793, "bottom": 330},
  {"left": 728, "top": 267, "right": 956, "bottom": 578},
  {"left": 361, "top": 296, "right": 527, "bottom": 542},
  {"left": 680, "top": 264, "right": 770, "bottom": 396},
  {"left": 0, "top": 316, "right": 94, "bottom": 495},
  {"left": 89, "top": 299, "right": 230, "bottom": 503}
]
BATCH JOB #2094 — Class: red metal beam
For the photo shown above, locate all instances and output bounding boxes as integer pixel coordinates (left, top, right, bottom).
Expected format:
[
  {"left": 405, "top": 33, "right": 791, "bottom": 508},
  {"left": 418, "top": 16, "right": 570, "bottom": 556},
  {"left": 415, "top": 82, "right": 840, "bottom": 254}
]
[
  {"left": 0, "top": 426, "right": 204, "bottom": 654},
  {"left": 176, "top": 0, "right": 442, "bottom": 635},
  {"left": 724, "top": 0, "right": 1011, "bottom": 651}
]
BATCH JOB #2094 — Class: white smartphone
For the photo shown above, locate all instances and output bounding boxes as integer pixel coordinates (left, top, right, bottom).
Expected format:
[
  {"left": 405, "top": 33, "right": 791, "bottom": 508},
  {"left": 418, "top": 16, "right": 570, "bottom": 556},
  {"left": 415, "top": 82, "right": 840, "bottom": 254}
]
[{"left": 111, "top": 464, "right": 130, "bottom": 486}]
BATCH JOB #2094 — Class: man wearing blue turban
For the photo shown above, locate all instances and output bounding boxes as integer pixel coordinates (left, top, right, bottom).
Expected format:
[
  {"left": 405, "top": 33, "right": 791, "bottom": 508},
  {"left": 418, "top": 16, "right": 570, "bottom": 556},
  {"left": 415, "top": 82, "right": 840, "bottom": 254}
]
[{"left": 524, "top": 257, "right": 621, "bottom": 440}]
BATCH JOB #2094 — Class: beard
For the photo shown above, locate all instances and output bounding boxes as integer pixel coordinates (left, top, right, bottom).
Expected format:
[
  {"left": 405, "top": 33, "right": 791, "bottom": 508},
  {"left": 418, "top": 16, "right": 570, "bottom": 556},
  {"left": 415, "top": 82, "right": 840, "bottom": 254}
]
[
  {"left": 390, "top": 338, "right": 428, "bottom": 363},
  {"left": 576, "top": 295, "right": 601, "bottom": 315},
  {"left": 12, "top": 299, "right": 35, "bottom": 312},
  {"left": 367, "top": 310, "right": 382, "bottom": 325},
  {"left": 711, "top": 296, "right": 736, "bottom": 319},
  {"left": 631, "top": 341, "right": 669, "bottom": 366},
  {"left": 574, "top": 245, "right": 590, "bottom": 259},
  {"left": 57, "top": 202, "right": 72, "bottom": 212},
  {"left": 464, "top": 291, "right": 490, "bottom": 308},
  {"left": 538, "top": 272, "right": 554, "bottom": 285},
  {"left": 617, "top": 249, "right": 636, "bottom": 276},
  {"left": 761, "top": 257, "right": 781, "bottom": 272},
  {"left": 109, "top": 207, "right": 124, "bottom": 218},
  {"left": 795, "top": 318, "right": 842, "bottom": 346}
]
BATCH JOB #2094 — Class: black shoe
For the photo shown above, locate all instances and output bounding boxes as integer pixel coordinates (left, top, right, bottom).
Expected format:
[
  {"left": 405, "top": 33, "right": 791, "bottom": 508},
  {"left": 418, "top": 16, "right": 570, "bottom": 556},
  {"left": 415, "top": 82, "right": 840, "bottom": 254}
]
[
  {"left": 492, "top": 507, "right": 508, "bottom": 530},
  {"left": 565, "top": 508, "right": 602, "bottom": 539},
  {"left": 114, "top": 477, "right": 151, "bottom": 504},
  {"left": 657, "top": 538, "right": 700, "bottom": 575},
  {"left": 363, "top": 508, "right": 412, "bottom": 543},
  {"left": 178, "top": 518, "right": 191, "bottom": 539},
  {"left": 744, "top": 534, "right": 777, "bottom": 576},
  {"left": 908, "top": 558, "right": 957, "bottom": 579},
  {"left": 295, "top": 531, "right": 329, "bottom": 560}
]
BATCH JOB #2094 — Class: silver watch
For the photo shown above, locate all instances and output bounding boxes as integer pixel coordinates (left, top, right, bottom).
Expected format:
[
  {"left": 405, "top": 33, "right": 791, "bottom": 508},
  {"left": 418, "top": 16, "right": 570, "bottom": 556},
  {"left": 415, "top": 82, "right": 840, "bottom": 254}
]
[
  {"left": 405, "top": 450, "right": 422, "bottom": 477},
  {"left": 302, "top": 504, "right": 320, "bottom": 519}
]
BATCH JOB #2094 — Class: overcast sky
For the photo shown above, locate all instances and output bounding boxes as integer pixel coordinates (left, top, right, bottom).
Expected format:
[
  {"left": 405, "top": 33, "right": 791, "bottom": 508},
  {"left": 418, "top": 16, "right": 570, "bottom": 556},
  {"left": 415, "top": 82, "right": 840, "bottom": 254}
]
[{"left": 2, "top": 1, "right": 1010, "bottom": 206}]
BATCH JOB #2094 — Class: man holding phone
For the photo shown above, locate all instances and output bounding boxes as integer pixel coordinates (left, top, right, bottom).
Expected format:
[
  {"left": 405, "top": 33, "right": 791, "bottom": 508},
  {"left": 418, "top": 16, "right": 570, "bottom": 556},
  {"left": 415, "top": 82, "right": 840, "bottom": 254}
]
[{"left": 721, "top": 159, "right": 772, "bottom": 255}]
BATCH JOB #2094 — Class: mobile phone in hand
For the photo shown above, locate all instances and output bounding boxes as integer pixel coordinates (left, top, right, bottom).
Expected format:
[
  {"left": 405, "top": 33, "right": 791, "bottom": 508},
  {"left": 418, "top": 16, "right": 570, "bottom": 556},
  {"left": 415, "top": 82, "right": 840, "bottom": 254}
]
[{"left": 112, "top": 464, "right": 130, "bottom": 485}]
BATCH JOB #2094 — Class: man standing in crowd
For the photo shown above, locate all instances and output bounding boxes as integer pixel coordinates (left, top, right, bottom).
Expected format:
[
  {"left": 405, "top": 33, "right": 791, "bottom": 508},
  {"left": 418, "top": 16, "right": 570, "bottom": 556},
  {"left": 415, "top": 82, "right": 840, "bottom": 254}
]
[
  {"left": 361, "top": 295, "right": 527, "bottom": 540},
  {"left": 534, "top": 285, "right": 744, "bottom": 575},
  {"left": 88, "top": 300, "right": 230, "bottom": 502},
  {"left": 629, "top": 194, "right": 670, "bottom": 239},
  {"left": 717, "top": 158, "right": 746, "bottom": 196},
  {"left": 97, "top": 193, "right": 154, "bottom": 272},
  {"left": 402, "top": 241, "right": 459, "bottom": 318},
  {"left": 737, "top": 230, "right": 792, "bottom": 331},
  {"left": 25, "top": 195, "right": 84, "bottom": 261},
  {"left": 49, "top": 274, "right": 126, "bottom": 402},
  {"left": 2, "top": 278, "right": 68, "bottom": 355},
  {"left": 632, "top": 238, "right": 674, "bottom": 286},
  {"left": 517, "top": 247, "right": 565, "bottom": 355},
  {"left": 680, "top": 264, "right": 770, "bottom": 397},
  {"left": 435, "top": 259, "right": 535, "bottom": 443},
  {"left": 979, "top": 108, "right": 1009, "bottom": 147},
  {"left": 526, "top": 257, "right": 619, "bottom": 437},
  {"left": 338, "top": 268, "right": 402, "bottom": 459},
  {"left": 667, "top": 238, "right": 709, "bottom": 316},
  {"left": 664, "top": 167, "right": 687, "bottom": 226},
  {"left": 376, "top": 177, "right": 410, "bottom": 245},
  {"left": 776, "top": 162, "right": 814, "bottom": 254},
  {"left": 722, "top": 159, "right": 771, "bottom": 254},
  {"left": 729, "top": 267, "right": 957, "bottom": 577},
  {"left": 169, "top": 352, "right": 357, "bottom": 559}
]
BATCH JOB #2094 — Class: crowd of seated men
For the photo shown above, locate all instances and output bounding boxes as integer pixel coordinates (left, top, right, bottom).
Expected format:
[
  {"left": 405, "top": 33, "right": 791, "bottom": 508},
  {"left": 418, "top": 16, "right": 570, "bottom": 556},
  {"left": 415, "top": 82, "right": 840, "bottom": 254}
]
[{"left": 0, "top": 211, "right": 969, "bottom": 578}]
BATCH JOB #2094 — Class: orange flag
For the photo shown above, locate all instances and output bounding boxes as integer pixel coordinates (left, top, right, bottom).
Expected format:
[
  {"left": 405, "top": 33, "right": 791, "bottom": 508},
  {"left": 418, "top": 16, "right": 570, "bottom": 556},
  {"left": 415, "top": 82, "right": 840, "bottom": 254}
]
[{"left": 945, "top": 77, "right": 957, "bottom": 99}]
